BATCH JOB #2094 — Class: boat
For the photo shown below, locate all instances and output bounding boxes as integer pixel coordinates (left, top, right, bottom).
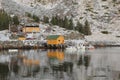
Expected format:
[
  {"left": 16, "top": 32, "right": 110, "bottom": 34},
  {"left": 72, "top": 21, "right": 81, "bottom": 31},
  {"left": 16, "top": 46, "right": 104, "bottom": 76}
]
[
  {"left": 65, "top": 46, "right": 77, "bottom": 53},
  {"left": 65, "top": 44, "right": 85, "bottom": 53},
  {"left": 86, "top": 44, "right": 95, "bottom": 50},
  {"left": 76, "top": 44, "right": 85, "bottom": 51},
  {"left": 8, "top": 49, "right": 18, "bottom": 52},
  {"left": 66, "top": 46, "right": 77, "bottom": 51}
]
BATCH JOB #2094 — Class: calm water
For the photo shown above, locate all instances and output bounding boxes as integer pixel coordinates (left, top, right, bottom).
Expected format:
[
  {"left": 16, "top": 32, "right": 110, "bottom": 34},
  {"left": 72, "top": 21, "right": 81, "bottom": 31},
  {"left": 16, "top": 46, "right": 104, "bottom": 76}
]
[{"left": 0, "top": 47, "right": 120, "bottom": 80}]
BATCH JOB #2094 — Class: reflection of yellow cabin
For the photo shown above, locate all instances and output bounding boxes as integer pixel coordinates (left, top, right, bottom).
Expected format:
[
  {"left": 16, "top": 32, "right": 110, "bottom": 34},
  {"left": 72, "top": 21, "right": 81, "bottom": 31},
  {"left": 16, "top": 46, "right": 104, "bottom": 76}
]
[
  {"left": 47, "top": 35, "right": 64, "bottom": 45},
  {"left": 17, "top": 54, "right": 40, "bottom": 66},
  {"left": 23, "top": 59, "right": 40, "bottom": 66},
  {"left": 47, "top": 50, "right": 64, "bottom": 61},
  {"left": 22, "top": 26, "right": 40, "bottom": 33}
]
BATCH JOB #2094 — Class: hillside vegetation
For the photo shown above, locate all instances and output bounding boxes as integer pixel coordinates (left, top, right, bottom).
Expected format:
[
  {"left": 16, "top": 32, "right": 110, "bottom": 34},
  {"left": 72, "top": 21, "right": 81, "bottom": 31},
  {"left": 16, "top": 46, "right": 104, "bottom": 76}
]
[
  {"left": 0, "top": 10, "right": 19, "bottom": 30},
  {"left": 0, "top": 0, "right": 120, "bottom": 42}
]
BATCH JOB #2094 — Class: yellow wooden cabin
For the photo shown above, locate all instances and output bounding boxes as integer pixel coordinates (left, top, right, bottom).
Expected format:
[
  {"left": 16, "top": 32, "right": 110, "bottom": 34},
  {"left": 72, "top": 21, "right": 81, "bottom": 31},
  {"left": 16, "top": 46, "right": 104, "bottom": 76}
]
[
  {"left": 18, "top": 36, "right": 26, "bottom": 40},
  {"left": 18, "top": 35, "right": 26, "bottom": 40},
  {"left": 47, "top": 35, "right": 64, "bottom": 45},
  {"left": 47, "top": 50, "right": 64, "bottom": 61},
  {"left": 22, "top": 25, "right": 40, "bottom": 33}
]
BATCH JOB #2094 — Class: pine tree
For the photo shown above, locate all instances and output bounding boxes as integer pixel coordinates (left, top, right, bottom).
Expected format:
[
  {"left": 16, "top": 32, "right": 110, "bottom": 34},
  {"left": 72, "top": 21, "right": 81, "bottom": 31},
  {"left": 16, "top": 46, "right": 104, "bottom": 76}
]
[
  {"left": 13, "top": 16, "right": 19, "bottom": 25},
  {"left": 43, "top": 16, "right": 49, "bottom": 23},
  {"left": 50, "top": 16, "right": 55, "bottom": 25},
  {"left": 76, "top": 21, "right": 84, "bottom": 33},
  {"left": 32, "top": 14, "right": 40, "bottom": 22},
  {"left": 26, "top": 12, "right": 32, "bottom": 17},
  {"left": 54, "top": 16, "right": 58, "bottom": 25},
  {"left": 51, "top": 17, "right": 54, "bottom": 25},
  {"left": 68, "top": 18, "right": 74, "bottom": 30},
  {"left": 0, "top": 10, "right": 11, "bottom": 30},
  {"left": 50, "top": 16, "right": 59, "bottom": 25},
  {"left": 84, "top": 20, "right": 91, "bottom": 35},
  {"left": 58, "top": 18, "right": 64, "bottom": 28},
  {"left": 63, "top": 16, "right": 69, "bottom": 29}
]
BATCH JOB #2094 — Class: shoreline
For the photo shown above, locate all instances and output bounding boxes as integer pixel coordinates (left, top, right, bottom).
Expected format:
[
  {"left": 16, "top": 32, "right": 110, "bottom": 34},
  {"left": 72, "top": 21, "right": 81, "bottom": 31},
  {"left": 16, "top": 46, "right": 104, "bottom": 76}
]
[
  {"left": 88, "top": 41, "right": 120, "bottom": 48},
  {"left": 0, "top": 40, "right": 119, "bottom": 50}
]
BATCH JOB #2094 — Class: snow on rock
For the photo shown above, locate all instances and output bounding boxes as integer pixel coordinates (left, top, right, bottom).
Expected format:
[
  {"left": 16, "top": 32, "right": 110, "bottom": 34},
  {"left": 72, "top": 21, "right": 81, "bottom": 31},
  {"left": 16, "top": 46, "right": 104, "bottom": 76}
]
[
  {"left": 13, "top": 0, "right": 34, "bottom": 5},
  {"left": 0, "top": 34, "right": 10, "bottom": 41},
  {"left": 0, "top": 30, "right": 10, "bottom": 41},
  {"left": 85, "top": 32, "right": 120, "bottom": 43},
  {"left": 1, "top": 0, "right": 120, "bottom": 42}
]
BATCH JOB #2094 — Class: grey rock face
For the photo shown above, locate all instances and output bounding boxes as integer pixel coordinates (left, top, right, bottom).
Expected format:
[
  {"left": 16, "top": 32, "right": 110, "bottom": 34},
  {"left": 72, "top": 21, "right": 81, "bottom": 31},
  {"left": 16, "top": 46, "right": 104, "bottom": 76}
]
[{"left": 0, "top": 0, "right": 120, "bottom": 37}]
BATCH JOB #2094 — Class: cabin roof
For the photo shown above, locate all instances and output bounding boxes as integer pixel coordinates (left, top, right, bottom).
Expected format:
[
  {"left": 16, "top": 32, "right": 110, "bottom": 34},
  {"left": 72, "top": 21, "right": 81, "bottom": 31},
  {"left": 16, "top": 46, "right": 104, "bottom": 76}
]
[
  {"left": 47, "top": 35, "right": 61, "bottom": 40},
  {"left": 18, "top": 35, "right": 25, "bottom": 37},
  {"left": 24, "top": 26, "right": 39, "bottom": 27}
]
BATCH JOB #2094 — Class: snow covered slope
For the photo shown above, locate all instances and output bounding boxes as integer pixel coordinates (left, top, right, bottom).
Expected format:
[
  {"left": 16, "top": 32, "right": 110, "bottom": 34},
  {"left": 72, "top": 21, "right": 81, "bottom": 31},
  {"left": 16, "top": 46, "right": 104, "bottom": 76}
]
[{"left": 0, "top": 0, "right": 120, "bottom": 42}]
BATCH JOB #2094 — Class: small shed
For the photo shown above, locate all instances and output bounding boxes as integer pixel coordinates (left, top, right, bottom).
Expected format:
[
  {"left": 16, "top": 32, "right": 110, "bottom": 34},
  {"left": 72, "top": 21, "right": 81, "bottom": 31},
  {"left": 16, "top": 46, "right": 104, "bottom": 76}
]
[
  {"left": 18, "top": 36, "right": 26, "bottom": 41},
  {"left": 22, "top": 25, "right": 40, "bottom": 33},
  {"left": 47, "top": 35, "right": 64, "bottom": 45}
]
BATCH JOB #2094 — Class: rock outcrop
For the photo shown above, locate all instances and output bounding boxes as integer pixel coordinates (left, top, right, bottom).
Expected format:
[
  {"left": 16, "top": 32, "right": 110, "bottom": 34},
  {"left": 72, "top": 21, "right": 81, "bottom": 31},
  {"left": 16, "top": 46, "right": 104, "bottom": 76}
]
[{"left": 0, "top": 0, "right": 120, "bottom": 42}]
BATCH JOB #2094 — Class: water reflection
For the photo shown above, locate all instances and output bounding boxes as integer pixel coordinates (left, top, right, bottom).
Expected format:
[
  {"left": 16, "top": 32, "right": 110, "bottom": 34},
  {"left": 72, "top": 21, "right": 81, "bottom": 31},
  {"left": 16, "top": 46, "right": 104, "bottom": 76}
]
[
  {"left": 0, "top": 63, "right": 9, "bottom": 80},
  {"left": 47, "top": 49, "right": 73, "bottom": 79},
  {"left": 0, "top": 49, "right": 91, "bottom": 80},
  {"left": 17, "top": 54, "right": 40, "bottom": 77},
  {"left": 47, "top": 49, "right": 64, "bottom": 63},
  {"left": 0, "top": 47, "right": 120, "bottom": 80},
  {"left": 77, "top": 54, "right": 91, "bottom": 70}
]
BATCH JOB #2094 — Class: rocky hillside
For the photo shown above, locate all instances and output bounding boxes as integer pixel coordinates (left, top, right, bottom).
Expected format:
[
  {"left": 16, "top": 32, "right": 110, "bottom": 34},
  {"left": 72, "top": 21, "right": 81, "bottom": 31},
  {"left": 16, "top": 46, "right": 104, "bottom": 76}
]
[
  {"left": 0, "top": 0, "right": 1, "bottom": 9},
  {"left": 0, "top": 0, "right": 120, "bottom": 42}
]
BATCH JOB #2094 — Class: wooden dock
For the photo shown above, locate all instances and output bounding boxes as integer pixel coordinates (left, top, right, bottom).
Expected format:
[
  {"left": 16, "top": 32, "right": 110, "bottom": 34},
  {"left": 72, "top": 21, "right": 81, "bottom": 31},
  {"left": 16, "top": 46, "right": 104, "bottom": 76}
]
[{"left": 0, "top": 40, "right": 66, "bottom": 50}]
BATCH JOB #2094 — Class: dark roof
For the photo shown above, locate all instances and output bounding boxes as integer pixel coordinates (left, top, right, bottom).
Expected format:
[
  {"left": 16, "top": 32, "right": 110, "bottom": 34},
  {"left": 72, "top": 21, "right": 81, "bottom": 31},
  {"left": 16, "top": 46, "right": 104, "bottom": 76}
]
[
  {"left": 17, "top": 35, "right": 25, "bottom": 37},
  {"left": 47, "top": 35, "right": 60, "bottom": 40},
  {"left": 25, "top": 25, "right": 39, "bottom": 27}
]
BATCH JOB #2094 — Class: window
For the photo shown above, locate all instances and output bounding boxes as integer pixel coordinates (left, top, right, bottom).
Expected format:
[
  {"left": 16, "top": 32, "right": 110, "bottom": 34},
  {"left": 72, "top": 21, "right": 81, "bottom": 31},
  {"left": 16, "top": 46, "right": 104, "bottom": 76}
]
[{"left": 58, "top": 40, "right": 60, "bottom": 42}]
